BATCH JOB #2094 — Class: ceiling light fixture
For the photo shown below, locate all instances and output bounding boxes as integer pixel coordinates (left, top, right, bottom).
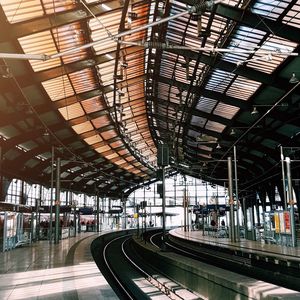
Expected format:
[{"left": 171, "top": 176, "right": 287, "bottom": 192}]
[
  {"left": 251, "top": 106, "right": 259, "bottom": 115},
  {"left": 289, "top": 73, "right": 299, "bottom": 84},
  {"left": 251, "top": 103, "right": 288, "bottom": 116},
  {"left": 0, "top": 65, "right": 12, "bottom": 78}
]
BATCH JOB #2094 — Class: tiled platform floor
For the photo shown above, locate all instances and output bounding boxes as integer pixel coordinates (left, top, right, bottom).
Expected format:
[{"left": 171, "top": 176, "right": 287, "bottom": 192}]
[{"left": 0, "top": 232, "right": 118, "bottom": 300}]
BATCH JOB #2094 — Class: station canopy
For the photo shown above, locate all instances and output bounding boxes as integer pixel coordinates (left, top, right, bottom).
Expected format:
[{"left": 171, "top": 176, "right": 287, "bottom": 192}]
[{"left": 0, "top": 0, "right": 300, "bottom": 198}]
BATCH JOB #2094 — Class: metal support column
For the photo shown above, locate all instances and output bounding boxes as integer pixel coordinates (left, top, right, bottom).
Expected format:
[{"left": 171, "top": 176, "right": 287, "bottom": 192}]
[
  {"left": 280, "top": 146, "right": 287, "bottom": 209},
  {"left": 162, "top": 167, "right": 166, "bottom": 249},
  {"left": 174, "top": 177, "right": 177, "bottom": 206},
  {"left": 228, "top": 157, "right": 236, "bottom": 242},
  {"left": 233, "top": 146, "right": 240, "bottom": 241},
  {"left": 242, "top": 197, "right": 247, "bottom": 231},
  {"left": 143, "top": 187, "right": 145, "bottom": 237},
  {"left": 286, "top": 157, "right": 297, "bottom": 247},
  {"left": 0, "top": 146, "right": 3, "bottom": 201},
  {"left": 96, "top": 192, "right": 100, "bottom": 232},
  {"left": 183, "top": 176, "right": 187, "bottom": 232},
  {"left": 49, "top": 146, "right": 55, "bottom": 242},
  {"left": 122, "top": 193, "right": 126, "bottom": 230},
  {"left": 54, "top": 157, "right": 61, "bottom": 244}
]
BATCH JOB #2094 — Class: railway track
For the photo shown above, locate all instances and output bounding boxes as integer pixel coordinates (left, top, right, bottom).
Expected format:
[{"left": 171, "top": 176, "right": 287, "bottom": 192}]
[
  {"left": 93, "top": 229, "right": 300, "bottom": 299},
  {"left": 101, "top": 232, "right": 203, "bottom": 299}
]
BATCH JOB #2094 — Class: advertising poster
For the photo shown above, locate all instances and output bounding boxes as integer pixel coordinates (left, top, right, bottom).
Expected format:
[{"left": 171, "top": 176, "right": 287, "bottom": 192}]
[
  {"left": 279, "top": 211, "right": 285, "bottom": 233},
  {"left": 274, "top": 212, "right": 280, "bottom": 233},
  {"left": 283, "top": 211, "right": 291, "bottom": 234}
]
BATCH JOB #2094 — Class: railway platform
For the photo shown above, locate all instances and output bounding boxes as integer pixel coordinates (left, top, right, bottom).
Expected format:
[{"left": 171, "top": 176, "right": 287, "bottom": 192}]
[
  {"left": 0, "top": 232, "right": 118, "bottom": 300},
  {"left": 169, "top": 227, "right": 300, "bottom": 264}
]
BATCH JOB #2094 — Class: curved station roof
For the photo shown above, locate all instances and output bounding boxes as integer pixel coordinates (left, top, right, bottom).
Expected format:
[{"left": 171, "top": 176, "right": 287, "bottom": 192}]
[{"left": 0, "top": 0, "right": 300, "bottom": 200}]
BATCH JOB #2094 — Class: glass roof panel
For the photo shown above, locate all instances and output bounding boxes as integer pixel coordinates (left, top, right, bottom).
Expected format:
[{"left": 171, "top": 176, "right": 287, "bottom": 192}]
[
  {"left": 18, "top": 31, "right": 61, "bottom": 72},
  {"left": 0, "top": 0, "right": 43, "bottom": 23},
  {"left": 82, "top": 96, "right": 106, "bottom": 113},
  {"left": 69, "top": 69, "right": 98, "bottom": 94},
  {"left": 91, "top": 115, "right": 111, "bottom": 128},
  {"left": 246, "top": 35, "right": 298, "bottom": 73},
  {"left": 42, "top": 75, "right": 74, "bottom": 101},
  {"left": 213, "top": 102, "right": 239, "bottom": 119},
  {"left": 282, "top": 1, "right": 300, "bottom": 28},
  {"left": 58, "top": 102, "right": 85, "bottom": 120},
  {"left": 252, "top": 0, "right": 290, "bottom": 20},
  {"left": 72, "top": 121, "right": 94, "bottom": 134},
  {"left": 222, "top": 26, "right": 265, "bottom": 65},
  {"left": 196, "top": 97, "right": 217, "bottom": 113},
  {"left": 42, "top": 0, "right": 75, "bottom": 14},
  {"left": 84, "top": 135, "right": 103, "bottom": 145},
  {"left": 101, "top": 129, "right": 117, "bottom": 140},
  {"left": 114, "top": 158, "right": 127, "bottom": 165},
  {"left": 205, "top": 70, "right": 235, "bottom": 93},
  {"left": 106, "top": 153, "right": 119, "bottom": 160},
  {"left": 89, "top": 10, "right": 122, "bottom": 55},
  {"left": 95, "top": 145, "right": 111, "bottom": 153},
  {"left": 52, "top": 23, "right": 88, "bottom": 64},
  {"left": 205, "top": 120, "right": 226, "bottom": 133},
  {"left": 226, "top": 76, "right": 262, "bottom": 100},
  {"left": 191, "top": 115, "right": 206, "bottom": 127}
]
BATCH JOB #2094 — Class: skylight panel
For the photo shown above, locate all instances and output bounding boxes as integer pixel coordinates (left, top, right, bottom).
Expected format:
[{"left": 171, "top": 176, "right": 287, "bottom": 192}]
[
  {"left": 58, "top": 103, "right": 85, "bottom": 120},
  {"left": 89, "top": 10, "right": 121, "bottom": 55},
  {"left": 42, "top": 75, "right": 74, "bottom": 101},
  {"left": 246, "top": 36, "right": 297, "bottom": 74},
  {"left": 69, "top": 69, "right": 98, "bottom": 94},
  {"left": 72, "top": 121, "right": 94, "bottom": 134},
  {"left": 226, "top": 76, "right": 262, "bottom": 100},
  {"left": 18, "top": 31, "right": 61, "bottom": 72},
  {"left": 43, "top": 0, "right": 75, "bottom": 15},
  {"left": 52, "top": 24, "right": 88, "bottom": 64},
  {"left": 91, "top": 115, "right": 111, "bottom": 128},
  {"left": 282, "top": 1, "right": 300, "bottom": 28},
  {"left": 252, "top": 0, "right": 289, "bottom": 20},
  {"left": 205, "top": 70, "right": 235, "bottom": 93},
  {"left": 84, "top": 134, "right": 103, "bottom": 145},
  {"left": 205, "top": 120, "right": 226, "bottom": 133},
  {"left": 213, "top": 102, "right": 239, "bottom": 119},
  {"left": 0, "top": 0, "right": 43, "bottom": 23},
  {"left": 82, "top": 96, "right": 105, "bottom": 113},
  {"left": 196, "top": 97, "right": 217, "bottom": 114},
  {"left": 191, "top": 115, "right": 206, "bottom": 127}
]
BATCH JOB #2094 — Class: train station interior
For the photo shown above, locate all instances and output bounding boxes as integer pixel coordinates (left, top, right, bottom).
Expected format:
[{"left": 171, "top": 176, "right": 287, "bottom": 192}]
[{"left": 1, "top": 0, "right": 300, "bottom": 299}]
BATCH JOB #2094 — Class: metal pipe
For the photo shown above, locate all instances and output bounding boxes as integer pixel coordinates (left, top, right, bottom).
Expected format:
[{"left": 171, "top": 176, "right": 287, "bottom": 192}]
[
  {"left": 233, "top": 146, "right": 240, "bottom": 241},
  {"left": 0, "top": 53, "right": 49, "bottom": 60},
  {"left": 54, "top": 157, "right": 61, "bottom": 244},
  {"left": 280, "top": 146, "right": 287, "bottom": 209},
  {"left": 50, "top": 9, "right": 190, "bottom": 59},
  {"left": 117, "top": 41, "right": 298, "bottom": 55},
  {"left": 1, "top": 48, "right": 296, "bottom": 61},
  {"left": 228, "top": 156, "right": 235, "bottom": 242},
  {"left": 286, "top": 157, "right": 297, "bottom": 247}
]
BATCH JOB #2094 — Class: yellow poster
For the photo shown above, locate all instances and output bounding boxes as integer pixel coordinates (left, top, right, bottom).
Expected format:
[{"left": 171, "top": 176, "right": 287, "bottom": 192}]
[{"left": 274, "top": 212, "right": 280, "bottom": 233}]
